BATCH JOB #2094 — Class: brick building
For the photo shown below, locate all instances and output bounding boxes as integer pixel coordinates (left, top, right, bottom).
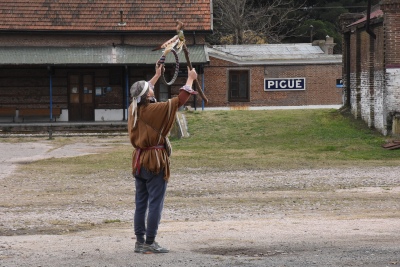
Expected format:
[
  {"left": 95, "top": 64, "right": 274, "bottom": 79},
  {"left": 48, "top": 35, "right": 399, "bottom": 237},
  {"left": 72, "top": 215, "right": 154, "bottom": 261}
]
[
  {"left": 0, "top": 0, "right": 212, "bottom": 122},
  {"left": 203, "top": 38, "right": 343, "bottom": 110},
  {"left": 340, "top": 0, "right": 400, "bottom": 135}
]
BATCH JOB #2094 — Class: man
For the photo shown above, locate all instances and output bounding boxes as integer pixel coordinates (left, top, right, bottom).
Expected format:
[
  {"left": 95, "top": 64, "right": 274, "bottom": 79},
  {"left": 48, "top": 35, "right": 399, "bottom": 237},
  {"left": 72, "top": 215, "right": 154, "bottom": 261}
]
[{"left": 128, "top": 63, "right": 198, "bottom": 254}]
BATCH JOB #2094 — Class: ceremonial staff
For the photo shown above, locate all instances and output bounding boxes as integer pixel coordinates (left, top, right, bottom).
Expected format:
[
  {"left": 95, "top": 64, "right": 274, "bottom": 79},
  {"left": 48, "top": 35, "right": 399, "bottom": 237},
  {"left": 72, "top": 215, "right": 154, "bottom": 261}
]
[
  {"left": 153, "top": 21, "right": 208, "bottom": 104},
  {"left": 176, "top": 20, "right": 209, "bottom": 104}
]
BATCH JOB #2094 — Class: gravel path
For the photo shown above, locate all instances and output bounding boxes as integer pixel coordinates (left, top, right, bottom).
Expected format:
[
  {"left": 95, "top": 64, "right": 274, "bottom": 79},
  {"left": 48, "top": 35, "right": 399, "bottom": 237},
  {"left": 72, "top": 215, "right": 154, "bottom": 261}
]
[{"left": 0, "top": 138, "right": 399, "bottom": 267}]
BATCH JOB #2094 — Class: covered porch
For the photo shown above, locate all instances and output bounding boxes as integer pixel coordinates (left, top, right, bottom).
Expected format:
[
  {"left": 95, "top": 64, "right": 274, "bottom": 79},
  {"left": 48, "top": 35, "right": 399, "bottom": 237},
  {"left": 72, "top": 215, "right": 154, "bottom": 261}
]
[{"left": 0, "top": 45, "right": 208, "bottom": 124}]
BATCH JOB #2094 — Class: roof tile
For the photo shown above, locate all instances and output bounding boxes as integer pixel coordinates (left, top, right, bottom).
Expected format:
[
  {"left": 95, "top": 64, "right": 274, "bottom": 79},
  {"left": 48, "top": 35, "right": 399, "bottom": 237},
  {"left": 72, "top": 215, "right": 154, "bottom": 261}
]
[{"left": 0, "top": 0, "right": 212, "bottom": 32}]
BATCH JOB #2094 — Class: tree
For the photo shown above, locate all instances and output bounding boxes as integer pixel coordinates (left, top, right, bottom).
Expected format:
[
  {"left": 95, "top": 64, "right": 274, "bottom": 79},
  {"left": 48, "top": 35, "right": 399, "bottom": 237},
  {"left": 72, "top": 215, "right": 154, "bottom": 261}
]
[
  {"left": 290, "top": 19, "right": 339, "bottom": 43},
  {"left": 209, "top": 0, "right": 306, "bottom": 45},
  {"left": 208, "top": 0, "right": 381, "bottom": 53},
  {"left": 283, "top": 0, "right": 380, "bottom": 53}
]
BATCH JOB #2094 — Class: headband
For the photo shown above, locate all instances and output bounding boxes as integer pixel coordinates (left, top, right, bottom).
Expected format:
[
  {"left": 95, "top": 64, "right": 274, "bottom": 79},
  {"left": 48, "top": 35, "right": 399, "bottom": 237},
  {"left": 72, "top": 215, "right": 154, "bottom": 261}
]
[{"left": 131, "top": 81, "right": 149, "bottom": 128}]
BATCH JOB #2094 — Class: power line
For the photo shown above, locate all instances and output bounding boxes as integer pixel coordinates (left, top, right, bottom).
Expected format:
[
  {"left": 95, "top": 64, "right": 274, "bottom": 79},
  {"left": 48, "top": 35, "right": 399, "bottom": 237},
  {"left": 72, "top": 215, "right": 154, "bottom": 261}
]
[
  {"left": 303, "top": 6, "right": 367, "bottom": 9},
  {"left": 269, "top": 6, "right": 369, "bottom": 10}
]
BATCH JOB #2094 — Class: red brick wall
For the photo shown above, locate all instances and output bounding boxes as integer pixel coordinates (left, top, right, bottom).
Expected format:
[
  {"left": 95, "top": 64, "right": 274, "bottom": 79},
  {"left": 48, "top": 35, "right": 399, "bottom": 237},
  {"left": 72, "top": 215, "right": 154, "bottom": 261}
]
[
  {"left": 341, "top": 1, "right": 400, "bottom": 135},
  {"left": 0, "top": 67, "right": 56, "bottom": 109},
  {"left": 0, "top": 67, "right": 126, "bottom": 110},
  {"left": 382, "top": 1, "right": 400, "bottom": 66},
  {"left": 203, "top": 56, "right": 342, "bottom": 107}
]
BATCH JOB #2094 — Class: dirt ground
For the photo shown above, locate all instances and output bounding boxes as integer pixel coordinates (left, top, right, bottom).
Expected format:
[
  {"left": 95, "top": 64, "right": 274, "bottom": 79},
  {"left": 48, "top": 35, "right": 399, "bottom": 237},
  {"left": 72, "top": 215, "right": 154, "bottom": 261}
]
[{"left": 0, "top": 136, "right": 400, "bottom": 267}]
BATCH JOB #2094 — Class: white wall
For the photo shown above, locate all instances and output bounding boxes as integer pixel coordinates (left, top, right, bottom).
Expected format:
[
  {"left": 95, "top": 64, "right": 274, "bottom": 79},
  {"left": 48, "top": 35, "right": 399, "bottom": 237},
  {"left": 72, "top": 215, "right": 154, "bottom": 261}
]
[{"left": 95, "top": 109, "right": 124, "bottom": 121}]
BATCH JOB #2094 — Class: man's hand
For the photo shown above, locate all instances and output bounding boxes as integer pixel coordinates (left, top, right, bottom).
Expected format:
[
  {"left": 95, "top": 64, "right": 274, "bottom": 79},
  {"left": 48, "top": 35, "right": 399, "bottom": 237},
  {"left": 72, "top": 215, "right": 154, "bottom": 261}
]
[
  {"left": 155, "top": 62, "right": 164, "bottom": 78},
  {"left": 188, "top": 67, "right": 197, "bottom": 80},
  {"left": 185, "top": 67, "right": 197, "bottom": 87},
  {"left": 148, "top": 62, "right": 164, "bottom": 87}
]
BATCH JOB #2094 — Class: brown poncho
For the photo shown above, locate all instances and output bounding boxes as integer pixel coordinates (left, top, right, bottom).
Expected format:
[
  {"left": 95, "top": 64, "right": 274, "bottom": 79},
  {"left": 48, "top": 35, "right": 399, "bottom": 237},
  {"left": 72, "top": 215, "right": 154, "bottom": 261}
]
[{"left": 128, "top": 97, "right": 180, "bottom": 181}]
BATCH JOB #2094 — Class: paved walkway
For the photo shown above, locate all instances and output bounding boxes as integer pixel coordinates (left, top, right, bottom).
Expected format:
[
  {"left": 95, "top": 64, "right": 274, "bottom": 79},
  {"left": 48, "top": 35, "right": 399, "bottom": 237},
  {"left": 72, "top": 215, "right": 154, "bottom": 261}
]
[{"left": 0, "top": 141, "right": 107, "bottom": 180}]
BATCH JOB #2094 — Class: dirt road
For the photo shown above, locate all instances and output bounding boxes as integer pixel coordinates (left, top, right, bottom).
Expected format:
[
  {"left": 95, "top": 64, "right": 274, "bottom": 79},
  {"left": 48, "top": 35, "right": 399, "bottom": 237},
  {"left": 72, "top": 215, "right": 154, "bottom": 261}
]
[{"left": 1, "top": 137, "right": 399, "bottom": 267}]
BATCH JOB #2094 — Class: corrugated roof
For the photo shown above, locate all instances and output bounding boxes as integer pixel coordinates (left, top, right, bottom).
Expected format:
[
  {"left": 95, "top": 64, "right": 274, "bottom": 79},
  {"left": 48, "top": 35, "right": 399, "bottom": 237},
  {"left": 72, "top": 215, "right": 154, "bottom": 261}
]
[
  {"left": 207, "top": 44, "right": 342, "bottom": 65},
  {"left": 0, "top": 45, "right": 208, "bottom": 65},
  {"left": 212, "top": 44, "right": 323, "bottom": 57},
  {"left": 0, "top": 0, "right": 212, "bottom": 32}
]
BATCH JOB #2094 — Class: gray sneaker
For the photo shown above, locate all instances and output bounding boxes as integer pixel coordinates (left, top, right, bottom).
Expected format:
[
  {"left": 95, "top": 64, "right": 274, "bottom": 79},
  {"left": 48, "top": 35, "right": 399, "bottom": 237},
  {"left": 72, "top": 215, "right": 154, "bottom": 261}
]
[
  {"left": 142, "top": 242, "right": 169, "bottom": 254},
  {"left": 134, "top": 241, "right": 144, "bottom": 253}
]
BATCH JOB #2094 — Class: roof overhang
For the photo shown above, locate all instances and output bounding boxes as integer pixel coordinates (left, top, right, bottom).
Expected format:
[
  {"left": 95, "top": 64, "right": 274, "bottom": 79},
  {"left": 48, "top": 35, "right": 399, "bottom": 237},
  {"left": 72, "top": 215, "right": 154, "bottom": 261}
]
[
  {"left": 347, "top": 9, "right": 383, "bottom": 28},
  {"left": 0, "top": 45, "right": 209, "bottom": 65},
  {"left": 342, "top": 9, "right": 384, "bottom": 33}
]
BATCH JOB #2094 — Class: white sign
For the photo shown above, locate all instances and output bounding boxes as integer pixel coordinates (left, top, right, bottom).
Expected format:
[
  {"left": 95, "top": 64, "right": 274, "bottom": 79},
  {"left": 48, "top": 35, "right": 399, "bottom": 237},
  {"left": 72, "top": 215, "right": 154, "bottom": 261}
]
[{"left": 264, "top": 78, "right": 306, "bottom": 91}]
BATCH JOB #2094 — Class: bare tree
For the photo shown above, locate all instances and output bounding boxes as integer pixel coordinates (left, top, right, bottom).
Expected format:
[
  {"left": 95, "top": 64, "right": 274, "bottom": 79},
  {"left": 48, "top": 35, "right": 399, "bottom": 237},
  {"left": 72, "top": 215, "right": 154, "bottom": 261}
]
[{"left": 212, "top": 0, "right": 305, "bottom": 44}]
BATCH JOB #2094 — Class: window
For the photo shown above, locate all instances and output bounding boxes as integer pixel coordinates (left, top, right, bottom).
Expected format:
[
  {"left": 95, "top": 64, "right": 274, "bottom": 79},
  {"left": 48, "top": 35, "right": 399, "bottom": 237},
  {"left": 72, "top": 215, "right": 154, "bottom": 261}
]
[{"left": 229, "top": 70, "right": 249, "bottom": 102}]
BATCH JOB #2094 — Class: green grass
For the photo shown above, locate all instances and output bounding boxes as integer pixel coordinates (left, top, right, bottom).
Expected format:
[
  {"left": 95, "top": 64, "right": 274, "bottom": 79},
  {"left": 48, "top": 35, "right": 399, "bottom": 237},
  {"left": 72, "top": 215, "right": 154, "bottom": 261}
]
[
  {"left": 13, "top": 109, "right": 400, "bottom": 175},
  {"left": 171, "top": 109, "right": 400, "bottom": 171}
]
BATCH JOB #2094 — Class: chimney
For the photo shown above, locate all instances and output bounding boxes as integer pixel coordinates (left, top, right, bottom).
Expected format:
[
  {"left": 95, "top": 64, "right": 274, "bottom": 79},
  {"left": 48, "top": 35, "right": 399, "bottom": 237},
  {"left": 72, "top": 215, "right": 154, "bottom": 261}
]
[
  {"left": 312, "top": 35, "right": 336, "bottom": 55},
  {"left": 118, "top": 10, "right": 126, "bottom": 26}
]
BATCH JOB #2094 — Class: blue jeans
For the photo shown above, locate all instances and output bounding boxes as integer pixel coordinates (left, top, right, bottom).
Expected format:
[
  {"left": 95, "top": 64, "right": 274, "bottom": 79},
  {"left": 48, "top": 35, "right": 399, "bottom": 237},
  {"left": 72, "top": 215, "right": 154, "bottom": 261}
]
[{"left": 134, "top": 168, "right": 167, "bottom": 241}]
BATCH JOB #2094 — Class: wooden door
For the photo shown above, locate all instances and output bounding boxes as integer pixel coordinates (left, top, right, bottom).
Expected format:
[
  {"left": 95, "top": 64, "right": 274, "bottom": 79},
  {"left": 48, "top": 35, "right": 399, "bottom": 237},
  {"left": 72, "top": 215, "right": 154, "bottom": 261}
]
[{"left": 68, "top": 74, "right": 94, "bottom": 121}]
